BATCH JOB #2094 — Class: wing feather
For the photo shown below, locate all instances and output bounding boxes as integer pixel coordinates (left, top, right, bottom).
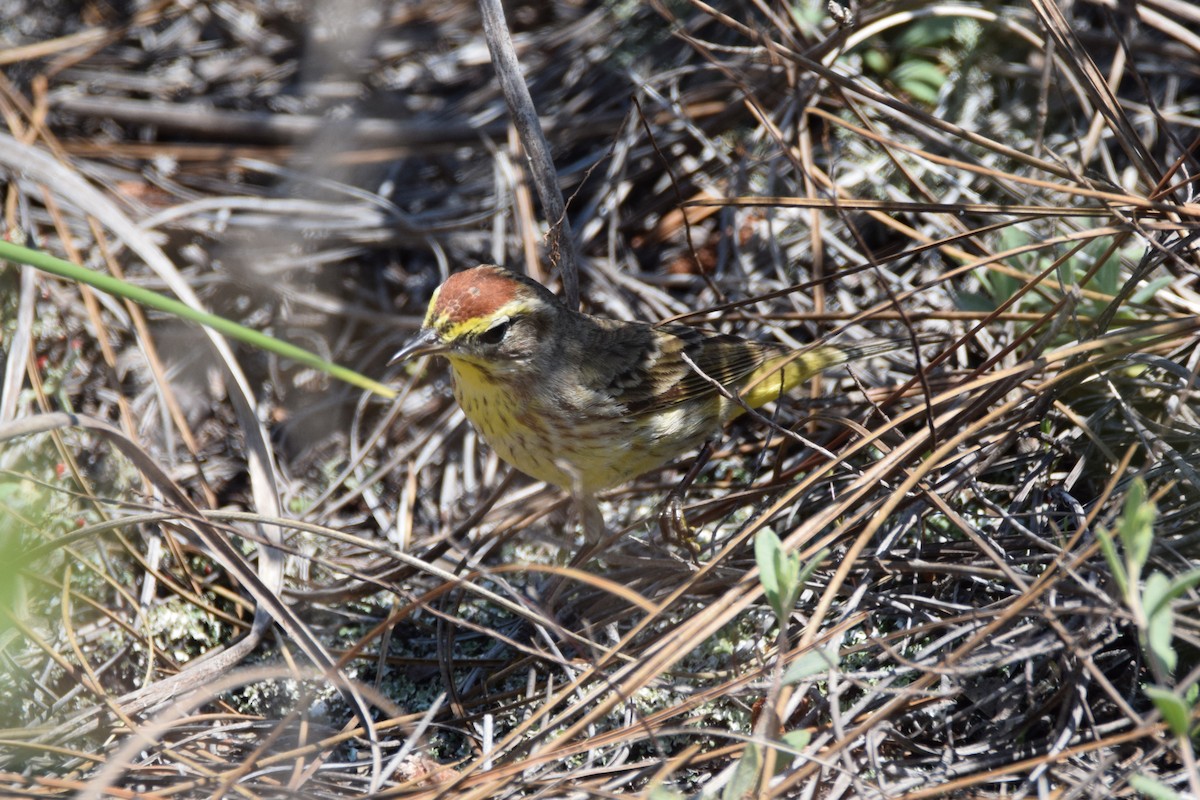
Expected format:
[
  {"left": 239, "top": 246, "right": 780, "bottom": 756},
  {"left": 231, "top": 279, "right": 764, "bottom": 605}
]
[
  {"left": 621, "top": 325, "right": 781, "bottom": 416},
  {"left": 570, "top": 316, "right": 904, "bottom": 420}
]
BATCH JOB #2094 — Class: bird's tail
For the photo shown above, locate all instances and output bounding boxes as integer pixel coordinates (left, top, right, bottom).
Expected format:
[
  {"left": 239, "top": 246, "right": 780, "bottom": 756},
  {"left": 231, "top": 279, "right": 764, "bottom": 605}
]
[{"left": 739, "top": 334, "right": 937, "bottom": 410}]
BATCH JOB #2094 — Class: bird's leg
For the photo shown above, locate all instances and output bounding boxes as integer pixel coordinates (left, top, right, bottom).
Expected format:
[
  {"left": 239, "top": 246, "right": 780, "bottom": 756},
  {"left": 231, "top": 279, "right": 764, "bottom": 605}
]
[
  {"left": 579, "top": 493, "right": 607, "bottom": 544},
  {"left": 569, "top": 494, "right": 609, "bottom": 567},
  {"left": 546, "top": 494, "right": 608, "bottom": 609},
  {"left": 658, "top": 439, "right": 713, "bottom": 555}
]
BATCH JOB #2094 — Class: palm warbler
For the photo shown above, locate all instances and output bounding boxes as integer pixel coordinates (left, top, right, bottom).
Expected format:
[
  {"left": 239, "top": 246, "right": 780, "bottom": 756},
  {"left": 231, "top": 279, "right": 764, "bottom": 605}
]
[{"left": 392, "top": 264, "right": 914, "bottom": 541}]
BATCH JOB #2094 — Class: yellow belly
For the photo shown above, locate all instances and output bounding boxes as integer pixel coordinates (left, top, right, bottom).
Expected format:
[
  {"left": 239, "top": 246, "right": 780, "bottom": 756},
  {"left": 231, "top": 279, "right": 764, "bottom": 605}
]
[{"left": 448, "top": 360, "right": 716, "bottom": 495}]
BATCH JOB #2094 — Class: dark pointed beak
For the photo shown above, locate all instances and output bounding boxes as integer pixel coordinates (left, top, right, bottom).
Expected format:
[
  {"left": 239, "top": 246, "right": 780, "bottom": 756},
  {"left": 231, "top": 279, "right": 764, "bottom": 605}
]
[{"left": 389, "top": 328, "right": 447, "bottom": 365}]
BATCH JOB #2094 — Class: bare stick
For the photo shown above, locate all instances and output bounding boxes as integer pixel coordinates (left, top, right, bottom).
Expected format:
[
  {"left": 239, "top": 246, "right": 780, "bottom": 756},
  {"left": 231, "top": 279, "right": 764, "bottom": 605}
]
[{"left": 477, "top": 0, "right": 580, "bottom": 310}]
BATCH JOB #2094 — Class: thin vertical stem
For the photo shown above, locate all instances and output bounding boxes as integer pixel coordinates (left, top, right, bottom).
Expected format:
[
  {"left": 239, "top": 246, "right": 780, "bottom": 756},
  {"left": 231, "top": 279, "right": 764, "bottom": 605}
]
[{"left": 477, "top": 0, "right": 580, "bottom": 310}]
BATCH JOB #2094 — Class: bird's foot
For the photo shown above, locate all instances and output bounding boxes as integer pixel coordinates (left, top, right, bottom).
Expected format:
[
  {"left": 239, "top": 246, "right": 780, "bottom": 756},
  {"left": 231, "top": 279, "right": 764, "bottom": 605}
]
[{"left": 658, "top": 494, "right": 700, "bottom": 557}]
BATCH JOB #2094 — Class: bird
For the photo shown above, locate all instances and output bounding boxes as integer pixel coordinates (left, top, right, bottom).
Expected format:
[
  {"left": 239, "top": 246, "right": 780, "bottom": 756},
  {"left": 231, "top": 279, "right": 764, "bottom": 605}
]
[{"left": 391, "top": 264, "right": 916, "bottom": 545}]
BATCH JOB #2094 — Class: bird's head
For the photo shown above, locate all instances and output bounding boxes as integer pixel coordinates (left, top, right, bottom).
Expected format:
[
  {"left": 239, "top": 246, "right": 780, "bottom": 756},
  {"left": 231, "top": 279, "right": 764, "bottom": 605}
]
[{"left": 390, "top": 265, "right": 564, "bottom": 374}]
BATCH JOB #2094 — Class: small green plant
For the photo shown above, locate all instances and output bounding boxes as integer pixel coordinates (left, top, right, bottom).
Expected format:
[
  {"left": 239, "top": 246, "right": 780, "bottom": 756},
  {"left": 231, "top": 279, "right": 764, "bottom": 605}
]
[
  {"left": 755, "top": 529, "right": 828, "bottom": 627},
  {"left": 705, "top": 729, "right": 813, "bottom": 800},
  {"left": 1097, "top": 478, "right": 1200, "bottom": 797},
  {"left": 1129, "top": 772, "right": 1188, "bottom": 800},
  {"left": 1097, "top": 479, "right": 1200, "bottom": 684},
  {"left": 848, "top": 16, "right": 982, "bottom": 105},
  {"left": 646, "top": 533, "right": 835, "bottom": 799},
  {"left": 698, "top": 531, "right": 833, "bottom": 796},
  {"left": 962, "top": 228, "right": 1163, "bottom": 331}
]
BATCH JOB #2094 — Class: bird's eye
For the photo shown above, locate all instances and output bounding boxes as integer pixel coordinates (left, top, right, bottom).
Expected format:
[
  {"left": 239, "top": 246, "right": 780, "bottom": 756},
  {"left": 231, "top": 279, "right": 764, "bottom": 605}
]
[{"left": 478, "top": 319, "right": 511, "bottom": 345}]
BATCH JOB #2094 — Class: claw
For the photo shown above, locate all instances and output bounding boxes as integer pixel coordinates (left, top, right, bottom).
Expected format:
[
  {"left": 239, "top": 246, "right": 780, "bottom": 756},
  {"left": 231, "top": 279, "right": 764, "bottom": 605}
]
[
  {"left": 654, "top": 439, "right": 714, "bottom": 555},
  {"left": 658, "top": 493, "right": 700, "bottom": 557}
]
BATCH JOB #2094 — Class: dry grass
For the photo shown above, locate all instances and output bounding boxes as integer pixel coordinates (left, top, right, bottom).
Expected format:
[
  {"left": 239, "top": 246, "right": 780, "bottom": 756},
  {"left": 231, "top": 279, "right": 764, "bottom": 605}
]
[{"left": 2, "top": 0, "right": 1199, "bottom": 797}]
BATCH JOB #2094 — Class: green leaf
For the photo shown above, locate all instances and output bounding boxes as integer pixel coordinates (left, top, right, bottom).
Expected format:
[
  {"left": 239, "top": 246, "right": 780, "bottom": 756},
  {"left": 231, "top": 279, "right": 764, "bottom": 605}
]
[
  {"left": 1118, "top": 479, "right": 1155, "bottom": 581},
  {"left": 1144, "top": 686, "right": 1192, "bottom": 737},
  {"left": 1143, "top": 573, "right": 1177, "bottom": 674},
  {"left": 1148, "top": 569, "right": 1200, "bottom": 617},
  {"left": 723, "top": 743, "right": 762, "bottom": 800},
  {"left": 1128, "top": 774, "right": 1182, "bottom": 800},
  {"left": 783, "top": 647, "right": 839, "bottom": 685},
  {"left": 775, "top": 729, "right": 812, "bottom": 774},
  {"left": 894, "top": 17, "right": 958, "bottom": 50},
  {"left": 977, "top": 263, "right": 1023, "bottom": 307},
  {"left": 0, "top": 238, "right": 396, "bottom": 399},
  {"left": 778, "top": 549, "right": 800, "bottom": 605},
  {"left": 955, "top": 291, "right": 998, "bottom": 313},
  {"left": 1095, "top": 249, "right": 1120, "bottom": 296},
  {"left": 646, "top": 785, "right": 685, "bottom": 800},
  {"left": 794, "top": 548, "right": 829, "bottom": 588},
  {"left": 897, "top": 75, "right": 940, "bottom": 105},
  {"left": 998, "top": 227, "right": 1031, "bottom": 252},
  {"left": 890, "top": 59, "right": 946, "bottom": 92},
  {"left": 862, "top": 49, "right": 890, "bottom": 75},
  {"left": 756, "top": 529, "right": 783, "bottom": 615},
  {"left": 780, "top": 729, "right": 811, "bottom": 751},
  {"left": 756, "top": 529, "right": 805, "bottom": 623},
  {"left": 1130, "top": 276, "right": 1175, "bottom": 305},
  {"left": 1096, "top": 526, "right": 1129, "bottom": 600}
]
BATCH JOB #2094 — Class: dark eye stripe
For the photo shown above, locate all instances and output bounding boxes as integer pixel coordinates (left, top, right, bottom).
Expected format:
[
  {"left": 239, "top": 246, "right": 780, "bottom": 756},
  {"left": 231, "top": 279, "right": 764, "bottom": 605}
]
[{"left": 478, "top": 319, "right": 511, "bottom": 345}]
